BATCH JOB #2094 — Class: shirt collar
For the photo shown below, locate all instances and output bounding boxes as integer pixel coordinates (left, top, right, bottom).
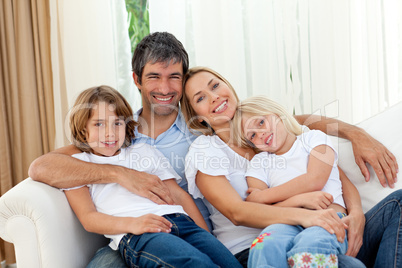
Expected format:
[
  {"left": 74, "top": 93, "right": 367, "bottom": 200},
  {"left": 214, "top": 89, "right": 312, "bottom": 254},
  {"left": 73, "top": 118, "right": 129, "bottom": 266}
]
[{"left": 134, "top": 108, "right": 188, "bottom": 135}]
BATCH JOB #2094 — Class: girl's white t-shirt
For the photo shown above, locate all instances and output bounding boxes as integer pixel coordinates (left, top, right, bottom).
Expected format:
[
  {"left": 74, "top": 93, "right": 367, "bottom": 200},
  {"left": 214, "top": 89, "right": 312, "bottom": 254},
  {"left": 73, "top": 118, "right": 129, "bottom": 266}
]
[
  {"left": 185, "top": 135, "right": 261, "bottom": 255},
  {"left": 246, "top": 130, "right": 345, "bottom": 208},
  {"left": 69, "top": 143, "right": 185, "bottom": 250}
]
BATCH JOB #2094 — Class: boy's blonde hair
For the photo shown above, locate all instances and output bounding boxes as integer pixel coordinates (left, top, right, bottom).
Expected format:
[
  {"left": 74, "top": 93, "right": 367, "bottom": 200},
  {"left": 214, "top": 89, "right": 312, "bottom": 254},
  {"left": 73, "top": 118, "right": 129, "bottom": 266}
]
[
  {"left": 181, "top": 66, "right": 240, "bottom": 135},
  {"left": 233, "top": 95, "right": 302, "bottom": 150},
  {"left": 69, "top": 85, "right": 137, "bottom": 153}
]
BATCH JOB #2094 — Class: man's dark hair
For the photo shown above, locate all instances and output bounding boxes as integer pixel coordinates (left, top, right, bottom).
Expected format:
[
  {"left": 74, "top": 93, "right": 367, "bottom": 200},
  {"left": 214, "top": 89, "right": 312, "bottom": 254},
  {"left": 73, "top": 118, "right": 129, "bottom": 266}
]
[{"left": 132, "top": 32, "right": 189, "bottom": 85}]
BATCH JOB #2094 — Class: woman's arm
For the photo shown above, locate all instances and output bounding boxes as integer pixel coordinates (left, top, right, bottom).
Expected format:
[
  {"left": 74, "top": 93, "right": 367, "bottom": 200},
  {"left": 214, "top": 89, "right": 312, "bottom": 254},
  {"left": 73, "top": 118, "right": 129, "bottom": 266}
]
[
  {"left": 295, "top": 114, "right": 398, "bottom": 188},
  {"left": 196, "top": 171, "right": 347, "bottom": 242},
  {"left": 164, "top": 179, "right": 209, "bottom": 231},
  {"left": 64, "top": 187, "right": 172, "bottom": 235},
  {"left": 29, "top": 145, "right": 173, "bottom": 205},
  {"left": 338, "top": 168, "right": 365, "bottom": 257},
  {"left": 246, "top": 145, "right": 335, "bottom": 204}
]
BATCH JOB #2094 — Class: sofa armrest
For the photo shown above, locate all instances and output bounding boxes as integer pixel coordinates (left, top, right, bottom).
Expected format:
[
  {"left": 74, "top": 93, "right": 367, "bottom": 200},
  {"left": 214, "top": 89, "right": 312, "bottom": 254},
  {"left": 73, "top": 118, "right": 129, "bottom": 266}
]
[{"left": 0, "top": 178, "right": 108, "bottom": 268}]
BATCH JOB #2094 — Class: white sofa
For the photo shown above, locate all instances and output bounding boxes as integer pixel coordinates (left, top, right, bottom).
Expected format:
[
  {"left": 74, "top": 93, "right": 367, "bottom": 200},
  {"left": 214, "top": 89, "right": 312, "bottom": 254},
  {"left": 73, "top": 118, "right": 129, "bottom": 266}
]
[{"left": 0, "top": 101, "right": 401, "bottom": 268}]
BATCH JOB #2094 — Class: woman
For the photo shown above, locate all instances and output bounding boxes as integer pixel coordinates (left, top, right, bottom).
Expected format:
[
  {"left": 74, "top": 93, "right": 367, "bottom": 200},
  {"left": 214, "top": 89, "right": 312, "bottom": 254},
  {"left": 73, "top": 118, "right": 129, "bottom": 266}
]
[{"left": 181, "top": 66, "right": 402, "bottom": 267}]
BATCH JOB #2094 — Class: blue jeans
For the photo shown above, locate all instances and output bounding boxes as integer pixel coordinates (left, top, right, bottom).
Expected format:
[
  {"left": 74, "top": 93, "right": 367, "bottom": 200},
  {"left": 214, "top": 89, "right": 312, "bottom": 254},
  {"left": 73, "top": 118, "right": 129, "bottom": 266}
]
[
  {"left": 118, "top": 213, "right": 241, "bottom": 267},
  {"left": 248, "top": 215, "right": 348, "bottom": 268},
  {"left": 87, "top": 190, "right": 402, "bottom": 268},
  {"left": 355, "top": 189, "right": 402, "bottom": 268}
]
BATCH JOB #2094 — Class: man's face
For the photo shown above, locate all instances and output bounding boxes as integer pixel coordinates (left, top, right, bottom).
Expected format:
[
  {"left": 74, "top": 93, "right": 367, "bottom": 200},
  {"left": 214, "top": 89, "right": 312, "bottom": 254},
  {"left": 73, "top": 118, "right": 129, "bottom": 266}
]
[{"left": 134, "top": 61, "right": 183, "bottom": 116}]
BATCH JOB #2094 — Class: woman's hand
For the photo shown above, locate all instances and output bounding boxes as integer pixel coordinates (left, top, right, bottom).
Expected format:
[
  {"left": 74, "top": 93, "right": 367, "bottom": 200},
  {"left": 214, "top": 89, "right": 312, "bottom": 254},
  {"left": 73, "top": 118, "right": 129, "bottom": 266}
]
[
  {"left": 301, "top": 209, "right": 348, "bottom": 243},
  {"left": 342, "top": 211, "right": 365, "bottom": 257}
]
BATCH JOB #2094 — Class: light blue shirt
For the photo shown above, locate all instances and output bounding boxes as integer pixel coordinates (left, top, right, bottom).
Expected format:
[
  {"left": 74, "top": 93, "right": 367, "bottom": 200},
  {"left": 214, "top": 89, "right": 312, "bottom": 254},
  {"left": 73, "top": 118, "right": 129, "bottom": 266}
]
[
  {"left": 132, "top": 109, "right": 212, "bottom": 231},
  {"left": 132, "top": 109, "right": 197, "bottom": 190}
]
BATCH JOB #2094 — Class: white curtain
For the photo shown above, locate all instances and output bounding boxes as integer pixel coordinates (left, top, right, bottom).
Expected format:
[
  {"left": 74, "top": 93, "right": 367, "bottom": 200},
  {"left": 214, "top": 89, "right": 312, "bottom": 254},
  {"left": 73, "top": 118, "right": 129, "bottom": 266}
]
[
  {"left": 50, "top": 0, "right": 139, "bottom": 148},
  {"left": 149, "top": 0, "right": 402, "bottom": 124}
]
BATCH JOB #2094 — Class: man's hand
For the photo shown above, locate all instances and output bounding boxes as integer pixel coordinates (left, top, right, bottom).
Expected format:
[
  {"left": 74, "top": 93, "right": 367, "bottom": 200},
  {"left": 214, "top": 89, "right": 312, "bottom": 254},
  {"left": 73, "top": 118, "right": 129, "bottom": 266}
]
[
  {"left": 342, "top": 211, "right": 365, "bottom": 257},
  {"left": 117, "top": 167, "right": 174, "bottom": 205},
  {"left": 351, "top": 129, "right": 398, "bottom": 188}
]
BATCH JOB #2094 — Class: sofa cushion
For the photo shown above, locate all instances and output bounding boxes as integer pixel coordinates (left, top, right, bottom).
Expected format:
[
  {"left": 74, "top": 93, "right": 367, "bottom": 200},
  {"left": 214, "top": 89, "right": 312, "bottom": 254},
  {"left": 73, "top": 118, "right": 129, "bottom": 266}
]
[{"left": 330, "top": 101, "right": 402, "bottom": 213}]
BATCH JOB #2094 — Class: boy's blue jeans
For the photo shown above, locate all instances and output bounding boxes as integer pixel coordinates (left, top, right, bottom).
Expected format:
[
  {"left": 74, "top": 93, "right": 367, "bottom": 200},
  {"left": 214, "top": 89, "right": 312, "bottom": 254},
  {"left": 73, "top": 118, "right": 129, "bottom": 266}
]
[
  {"left": 94, "top": 213, "right": 241, "bottom": 268},
  {"left": 247, "top": 213, "right": 348, "bottom": 268}
]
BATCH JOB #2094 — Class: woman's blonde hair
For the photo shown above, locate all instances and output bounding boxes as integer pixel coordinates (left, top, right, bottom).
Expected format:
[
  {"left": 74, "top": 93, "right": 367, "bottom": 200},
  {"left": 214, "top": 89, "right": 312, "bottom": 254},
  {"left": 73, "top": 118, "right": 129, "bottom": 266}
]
[
  {"left": 181, "top": 66, "right": 240, "bottom": 135},
  {"left": 233, "top": 95, "right": 302, "bottom": 150},
  {"left": 69, "top": 85, "right": 137, "bottom": 153}
]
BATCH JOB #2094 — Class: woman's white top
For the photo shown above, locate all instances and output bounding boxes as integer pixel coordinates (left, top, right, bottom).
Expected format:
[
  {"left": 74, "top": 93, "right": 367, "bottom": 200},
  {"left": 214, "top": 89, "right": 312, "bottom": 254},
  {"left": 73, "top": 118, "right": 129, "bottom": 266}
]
[
  {"left": 68, "top": 143, "right": 185, "bottom": 250},
  {"left": 185, "top": 135, "right": 261, "bottom": 255},
  {"left": 246, "top": 130, "right": 345, "bottom": 208}
]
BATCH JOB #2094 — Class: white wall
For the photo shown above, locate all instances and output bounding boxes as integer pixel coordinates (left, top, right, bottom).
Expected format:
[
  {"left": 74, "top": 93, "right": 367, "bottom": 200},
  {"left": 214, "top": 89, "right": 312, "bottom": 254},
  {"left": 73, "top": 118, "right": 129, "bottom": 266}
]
[{"left": 149, "top": 0, "right": 402, "bottom": 125}]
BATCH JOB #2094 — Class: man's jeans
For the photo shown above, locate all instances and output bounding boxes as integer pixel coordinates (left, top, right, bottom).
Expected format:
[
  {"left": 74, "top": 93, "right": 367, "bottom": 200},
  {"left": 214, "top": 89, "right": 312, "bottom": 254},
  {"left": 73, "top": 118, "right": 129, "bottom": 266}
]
[{"left": 356, "top": 189, "right": 402, "bottom": 267}]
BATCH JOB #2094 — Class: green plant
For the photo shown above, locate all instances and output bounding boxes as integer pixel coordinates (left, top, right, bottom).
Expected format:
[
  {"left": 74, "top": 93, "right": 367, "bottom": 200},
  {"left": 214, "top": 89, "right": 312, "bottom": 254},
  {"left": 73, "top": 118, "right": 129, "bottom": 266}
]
[{"left": 125, "top": 0, "right": 150, "bottom": 53}]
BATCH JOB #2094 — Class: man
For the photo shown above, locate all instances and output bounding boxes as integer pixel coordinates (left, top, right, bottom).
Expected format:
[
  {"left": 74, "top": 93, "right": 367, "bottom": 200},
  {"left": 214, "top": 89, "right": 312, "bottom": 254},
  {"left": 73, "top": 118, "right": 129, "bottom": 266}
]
[{"left": 29, "top": 32, "right": 398, "bottom": 267}]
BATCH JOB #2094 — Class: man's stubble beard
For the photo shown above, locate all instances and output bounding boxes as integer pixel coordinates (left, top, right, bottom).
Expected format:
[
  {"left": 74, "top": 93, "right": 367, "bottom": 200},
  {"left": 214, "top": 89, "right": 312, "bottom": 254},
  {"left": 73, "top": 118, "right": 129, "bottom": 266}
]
[{"left": 151, "top": 103, "right": 179, "bottom": 117}]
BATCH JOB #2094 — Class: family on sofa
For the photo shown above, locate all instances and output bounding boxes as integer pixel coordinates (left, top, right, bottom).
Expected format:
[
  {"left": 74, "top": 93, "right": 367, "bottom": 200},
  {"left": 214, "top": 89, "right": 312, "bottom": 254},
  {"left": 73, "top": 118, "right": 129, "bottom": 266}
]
[{"left": 28, "top": 32, "right": 401, "bottom": 267}]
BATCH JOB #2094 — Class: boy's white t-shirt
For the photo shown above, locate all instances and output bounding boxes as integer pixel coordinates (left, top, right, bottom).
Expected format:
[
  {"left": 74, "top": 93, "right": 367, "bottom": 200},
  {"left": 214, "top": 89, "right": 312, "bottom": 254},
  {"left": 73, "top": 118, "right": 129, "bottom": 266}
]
[
  {"left": 245, "top": 130, "right": 345, "bottom": 208},
  {"left": 68, "top": 143, "right": 185, "bottom": 250},
  {"left": 185, "top": 135, "right": 262, "bottom": 255}
]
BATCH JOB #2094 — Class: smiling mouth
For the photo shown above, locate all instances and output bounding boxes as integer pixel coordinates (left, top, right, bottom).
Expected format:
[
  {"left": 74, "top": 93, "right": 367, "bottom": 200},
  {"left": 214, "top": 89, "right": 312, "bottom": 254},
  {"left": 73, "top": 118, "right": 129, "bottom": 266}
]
[
  {"left": 154, "top": 95, "right": 174, "bottom": 102},
  {"left": 101, "top": 141, "right": 117, "bottom": 147},
  {"left": 214, "top": 100, "right": 227, "bottom": 113},
  {"left": 265, "top": 134, "right": 273, "bottom": 146}
]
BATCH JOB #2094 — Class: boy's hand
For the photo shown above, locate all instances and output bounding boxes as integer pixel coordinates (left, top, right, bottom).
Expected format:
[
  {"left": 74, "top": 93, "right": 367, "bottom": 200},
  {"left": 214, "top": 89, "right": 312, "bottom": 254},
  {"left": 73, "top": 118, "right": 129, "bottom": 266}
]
[{"left": 129, "top": 214, "right": 172, "bottom": 235}]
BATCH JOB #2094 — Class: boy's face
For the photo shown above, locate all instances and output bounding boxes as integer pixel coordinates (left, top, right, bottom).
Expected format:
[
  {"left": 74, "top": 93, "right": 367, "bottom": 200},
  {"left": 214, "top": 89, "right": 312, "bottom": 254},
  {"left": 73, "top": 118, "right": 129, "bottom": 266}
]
[
  {"left": 242, "top": 114, "right": 293, "bottom": 155},
  {"left": 85, "top": 101, "right": 126, "bottom": 156},
  {"left": 134, "top": 61, "right": 183, "bottom": 117}
]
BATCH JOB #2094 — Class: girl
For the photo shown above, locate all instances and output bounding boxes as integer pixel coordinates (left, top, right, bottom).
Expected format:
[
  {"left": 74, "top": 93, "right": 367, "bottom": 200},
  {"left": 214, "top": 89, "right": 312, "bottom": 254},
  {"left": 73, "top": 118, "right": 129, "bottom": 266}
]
[
  {"left": 64, "top": 85, "right": 242, "bottom": 268},
  {"left": 233, "top": 95, "right": 348, "bottom": 267}
]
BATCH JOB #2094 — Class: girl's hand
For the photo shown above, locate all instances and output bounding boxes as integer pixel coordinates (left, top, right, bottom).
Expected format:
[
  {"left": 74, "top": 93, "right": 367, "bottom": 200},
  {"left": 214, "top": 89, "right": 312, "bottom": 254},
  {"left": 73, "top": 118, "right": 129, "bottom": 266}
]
[
  {"left": 294, "top": 191, "right": 333, "bottom": 210},
  {"left": 302, "top": 209, "right": 348, "bottom": 243},
  {"left": 246, "top": 188, "right": 265, "bottom": 203},
  {"left": 129, "top": 214, "right": 172, "bottom": 235}
]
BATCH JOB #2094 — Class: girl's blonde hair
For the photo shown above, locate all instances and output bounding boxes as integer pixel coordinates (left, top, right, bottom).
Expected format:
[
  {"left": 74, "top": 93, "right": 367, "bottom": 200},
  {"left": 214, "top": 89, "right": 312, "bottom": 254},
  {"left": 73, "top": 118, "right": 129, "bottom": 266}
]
[
  {"left": 233, "top": 95, "right": 302, "bottom": 150},
  {"left": 69, "top": 85, "right": 137, "bottom": 153},
  {"left": 181, "top": 66, "right": 240, "bottom": 135}
]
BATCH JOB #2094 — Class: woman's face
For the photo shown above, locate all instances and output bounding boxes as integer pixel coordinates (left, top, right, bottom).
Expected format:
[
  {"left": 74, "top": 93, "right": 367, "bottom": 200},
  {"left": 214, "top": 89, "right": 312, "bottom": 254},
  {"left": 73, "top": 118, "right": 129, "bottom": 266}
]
[{"left": 184, "top": 71, "right": 238, "bottom": 128}]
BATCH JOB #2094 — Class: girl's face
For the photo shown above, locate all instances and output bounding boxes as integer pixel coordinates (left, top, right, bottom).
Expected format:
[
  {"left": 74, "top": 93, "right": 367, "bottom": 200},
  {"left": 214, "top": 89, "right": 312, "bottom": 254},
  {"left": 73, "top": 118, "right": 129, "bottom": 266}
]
[
  {"left": 184, "top": 71, "right": 238, "bottom": 129},
  {"left": 85, "top": 101, "right": 126, "bottom": 157},
  {"left": 242, "top": 113, "right": 295, "bottom": 155}
]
